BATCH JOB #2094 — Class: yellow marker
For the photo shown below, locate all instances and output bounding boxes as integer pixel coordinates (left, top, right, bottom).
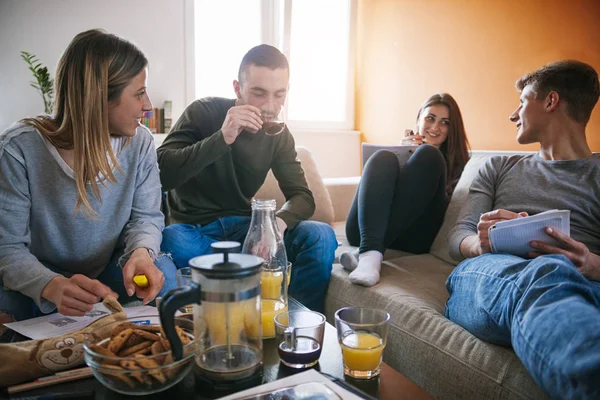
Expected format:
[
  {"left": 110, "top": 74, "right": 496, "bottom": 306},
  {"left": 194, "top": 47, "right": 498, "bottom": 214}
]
[{"left": 133, "top": 275, "right": 149, "bottom": 288}]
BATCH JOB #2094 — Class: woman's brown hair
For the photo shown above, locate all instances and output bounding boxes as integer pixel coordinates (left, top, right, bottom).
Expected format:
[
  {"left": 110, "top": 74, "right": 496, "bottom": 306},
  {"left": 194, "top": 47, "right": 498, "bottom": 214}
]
[
  {"left": 416, "top": 93, "right": 471, "bottom": 195},
  {"left": 22, "top": 29, "right": 148, "bottom": 216}
]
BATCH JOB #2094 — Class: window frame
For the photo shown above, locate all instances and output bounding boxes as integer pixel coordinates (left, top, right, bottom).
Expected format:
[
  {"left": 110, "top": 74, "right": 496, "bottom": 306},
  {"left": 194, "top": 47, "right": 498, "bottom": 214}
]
[{"left": 185, "top": 0, "right": 357, "bottom": 131}]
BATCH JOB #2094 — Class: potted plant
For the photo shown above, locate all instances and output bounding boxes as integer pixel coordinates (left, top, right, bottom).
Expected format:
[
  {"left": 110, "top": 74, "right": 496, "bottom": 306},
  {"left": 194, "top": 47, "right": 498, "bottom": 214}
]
[{"left": 21, "top": 51, "right": 54, "bottom": 114}]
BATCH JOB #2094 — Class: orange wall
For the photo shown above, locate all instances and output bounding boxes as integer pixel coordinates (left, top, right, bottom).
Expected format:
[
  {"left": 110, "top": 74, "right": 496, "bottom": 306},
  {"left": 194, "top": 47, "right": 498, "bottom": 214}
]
[{"left": 356, "top": 0, "right": 600, "bottom": 151}]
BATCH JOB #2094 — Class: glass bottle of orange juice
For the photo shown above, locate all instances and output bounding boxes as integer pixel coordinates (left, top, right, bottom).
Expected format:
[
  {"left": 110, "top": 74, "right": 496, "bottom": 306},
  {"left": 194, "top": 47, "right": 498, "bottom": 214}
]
[{"left": 242, "top": 199, "right": 289, "bottom": 339}]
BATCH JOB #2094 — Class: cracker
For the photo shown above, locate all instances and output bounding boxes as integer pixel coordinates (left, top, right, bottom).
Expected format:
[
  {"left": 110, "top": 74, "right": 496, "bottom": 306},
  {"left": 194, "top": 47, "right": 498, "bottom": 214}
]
[
  {"left": 132, "top": 329, "right": 161, "bottom": 341},
  {"left": 176, "top": 326, "right": 191, "bottom": 344},
  {"left": 163, "top": 353, "right": 173, "bottom": 366},
  {"left": 150, "top": 340, "right": 165, "bottom": 356},
  {"left": 88, "top": 344, "right": 119, "bottom": 365},
  {"left": 110, "top": 322, "right": 139, "bottom": 339},
  {"left": 134, "top": 355, "right": 167, "bottom": 384},
  {"left": 130, "top": 346, "right": 152, "bottom": 356},
  {"left": 150, "top": 341, "right": 166, "bottom": 364},
  {"left": 119, "top": 360, "right": 144, "bottom": 383},
  {"left": 118, "top": 340, "right": 153, "bottom": 357},
  {"left": 100, "top": 364, "right": 136, "bottom": 388},
  {"left": 103, "top": 295, "right": 124, "bottom": 314},
  {"left": 108, "top": 328, "right": 134, "bottom": 354},
  {"left": 137, "top": 324, "right": 162, "bottom": 333},
  {"left": 124, "top": 333, "right": 146, "bottom": 348},
  {"left": 162, "top": 353, "right": 179, "bottom": 380}
]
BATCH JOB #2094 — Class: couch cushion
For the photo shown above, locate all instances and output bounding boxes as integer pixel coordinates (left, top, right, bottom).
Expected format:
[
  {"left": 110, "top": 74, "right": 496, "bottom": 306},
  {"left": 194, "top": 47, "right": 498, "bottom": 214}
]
[
  {"left": 429, "top": 154, "right": 490, "bottom": 265},
  {"left": 256, "top": 146, "right": 335, "bottom": 225},
  {"left": 323, "top": 176, "right": 361, "bottom": 222},
  {"left": 325, "top": 255, "right": 548, "bottom": 400}
]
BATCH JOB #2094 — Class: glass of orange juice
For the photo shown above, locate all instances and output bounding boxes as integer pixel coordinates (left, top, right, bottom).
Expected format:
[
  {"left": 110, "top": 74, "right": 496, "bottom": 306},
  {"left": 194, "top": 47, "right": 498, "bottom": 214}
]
[{"left": 335, "top": 307, "right": 390, "bottom": 379}]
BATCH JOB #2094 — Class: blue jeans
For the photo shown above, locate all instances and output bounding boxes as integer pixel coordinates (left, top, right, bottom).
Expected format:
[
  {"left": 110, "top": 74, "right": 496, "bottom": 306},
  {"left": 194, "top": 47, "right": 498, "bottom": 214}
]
[
  {"left": 445, "top": 253, "right": 600, "bottom": 399},
  {"left": 0, "top": 251, "right": 178, "bottom": 321},
  {"left": 161, "top": 216, "right": 337, "bottom": 312}
]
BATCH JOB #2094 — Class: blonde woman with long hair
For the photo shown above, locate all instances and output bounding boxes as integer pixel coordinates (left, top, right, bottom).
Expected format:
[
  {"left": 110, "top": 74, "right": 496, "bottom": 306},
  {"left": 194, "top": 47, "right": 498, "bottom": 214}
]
[{"left": 0, "top": 30, "right": 176, "bottom": 326}]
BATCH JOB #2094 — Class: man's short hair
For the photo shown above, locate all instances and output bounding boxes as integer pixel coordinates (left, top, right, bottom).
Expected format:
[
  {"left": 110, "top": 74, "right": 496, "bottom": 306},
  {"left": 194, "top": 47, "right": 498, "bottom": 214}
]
[
  {"left": 238, "top": 44, "right": 289, "bottom": 84},
  {"left": 516, "top": 60, "right": 600, "bottom": 125}
]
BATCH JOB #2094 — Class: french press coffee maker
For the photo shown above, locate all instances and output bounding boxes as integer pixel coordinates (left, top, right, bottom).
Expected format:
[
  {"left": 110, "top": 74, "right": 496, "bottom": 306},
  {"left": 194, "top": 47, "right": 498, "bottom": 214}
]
[{"left": 159, "top": 241, "right": 264, "bottom": 386}]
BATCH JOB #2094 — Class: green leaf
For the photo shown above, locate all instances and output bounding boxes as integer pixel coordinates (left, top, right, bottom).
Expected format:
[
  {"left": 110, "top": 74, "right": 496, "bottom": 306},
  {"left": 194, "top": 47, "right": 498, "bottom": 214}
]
[{"left": 21, "top": 50, "right": 54, "bottom": 113}]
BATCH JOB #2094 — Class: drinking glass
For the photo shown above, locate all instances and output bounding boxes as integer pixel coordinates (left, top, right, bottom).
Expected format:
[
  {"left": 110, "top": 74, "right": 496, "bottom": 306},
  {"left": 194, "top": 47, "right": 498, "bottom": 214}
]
[
  {"left": 260, "top": 103, "right": 286, "bottom": 136},
  {"left": 335, "top": 307, "right": 390, "bottom": 379},
  {"left": 401, "top": 129, "right": 423, "bottom": 145},
  {"left": 176, "top": 267, "right": 194, "bottom": 317},
  {"left": 275, "top": 310, "right": 325, "bottom": 368}
]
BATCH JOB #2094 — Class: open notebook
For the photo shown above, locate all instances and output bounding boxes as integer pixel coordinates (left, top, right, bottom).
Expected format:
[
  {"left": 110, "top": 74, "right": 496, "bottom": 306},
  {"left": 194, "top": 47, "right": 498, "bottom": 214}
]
[{"left": 489, "top": 210, "right": 570, "bottom": 258}]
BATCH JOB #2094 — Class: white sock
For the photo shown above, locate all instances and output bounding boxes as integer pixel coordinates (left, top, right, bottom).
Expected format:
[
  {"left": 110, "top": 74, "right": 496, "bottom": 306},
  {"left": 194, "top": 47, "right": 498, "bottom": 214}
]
[
  {"left": 340, "top": 249, "right": 359, "bottom": 272},
  {"left": 349, "top": 250, "right": 383, "bottom": 287}
]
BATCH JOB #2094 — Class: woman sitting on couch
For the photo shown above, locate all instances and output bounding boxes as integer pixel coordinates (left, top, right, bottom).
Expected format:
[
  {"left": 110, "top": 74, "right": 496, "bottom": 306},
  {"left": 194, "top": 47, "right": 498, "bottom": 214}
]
[
  {"left": 0, "top": 29, "right": 177, "bottom": 325},
  {"left": 341, "top": 93, "right": 470, "bottom": 286}
]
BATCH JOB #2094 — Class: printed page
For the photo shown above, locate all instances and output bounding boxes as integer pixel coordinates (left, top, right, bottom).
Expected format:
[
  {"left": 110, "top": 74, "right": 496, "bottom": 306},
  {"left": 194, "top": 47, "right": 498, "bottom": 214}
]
[
  {"left": 489, "top": 210, "right": 570, "bottom": 257},
  {"left": 4, "top": 304, "right": 157, "bottom": 339}
]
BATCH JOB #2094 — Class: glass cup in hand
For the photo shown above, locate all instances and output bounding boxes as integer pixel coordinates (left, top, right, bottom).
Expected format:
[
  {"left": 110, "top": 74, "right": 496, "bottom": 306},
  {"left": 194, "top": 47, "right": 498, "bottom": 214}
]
[
  {"left": 260, "top": 104, "right": 286, "bottom": 136},
  {"left": 401, "top": 129, "right": 423, "bottom": 146},
  {"left": 275, "top": 310, "right": 326, "bottom": 368}
]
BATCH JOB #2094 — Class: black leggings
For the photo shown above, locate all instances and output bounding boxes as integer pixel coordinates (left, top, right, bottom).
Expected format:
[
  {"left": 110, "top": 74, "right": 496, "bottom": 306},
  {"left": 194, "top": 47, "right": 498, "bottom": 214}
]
[{"left": 346, "top": 145, "right": 449, "bottom": 254}]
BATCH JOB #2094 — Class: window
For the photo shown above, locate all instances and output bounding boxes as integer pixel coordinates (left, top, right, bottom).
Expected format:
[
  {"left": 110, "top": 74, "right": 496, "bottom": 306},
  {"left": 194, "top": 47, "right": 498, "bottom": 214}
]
[
  {"left": 190, "top": 0, "right": 356, "bottom": 130},
  {"left": 193, "top": 0, "right": 262, "bottom": 99}
]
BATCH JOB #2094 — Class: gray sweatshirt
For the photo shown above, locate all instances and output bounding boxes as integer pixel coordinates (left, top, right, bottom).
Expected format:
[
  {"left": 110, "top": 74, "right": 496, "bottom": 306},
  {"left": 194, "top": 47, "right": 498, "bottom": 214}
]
[
  {"left": 449, "top": 153, "right": 600, "bottom": 261},
  {"left": 0, "top": 123, "right": 164, "bottom": 312}
]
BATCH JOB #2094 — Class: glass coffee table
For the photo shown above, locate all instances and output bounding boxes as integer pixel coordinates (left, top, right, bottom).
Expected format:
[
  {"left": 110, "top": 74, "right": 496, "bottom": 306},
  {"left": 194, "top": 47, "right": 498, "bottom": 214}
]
[{"left": 0, "top": 298, "right": 433, "bottom": 400}]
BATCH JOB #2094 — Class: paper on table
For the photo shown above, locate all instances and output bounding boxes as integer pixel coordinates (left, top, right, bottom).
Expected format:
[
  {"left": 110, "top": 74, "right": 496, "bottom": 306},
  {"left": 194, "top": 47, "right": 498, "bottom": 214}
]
[
  {"left": 218, "top": 369, "right": 368, "bottom": 400},
  {"left": 4, "top": 303, "right": 158, "bottom": 339},
  {"left": 489, "top": 209, "right": 570, "bottom": 258}
]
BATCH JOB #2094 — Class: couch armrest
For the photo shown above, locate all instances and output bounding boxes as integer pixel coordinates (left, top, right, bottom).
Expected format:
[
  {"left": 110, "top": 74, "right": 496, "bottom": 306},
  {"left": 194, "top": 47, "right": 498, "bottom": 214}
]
[{"left": 323, "top": 176, "right": 360, "bottom": 222}]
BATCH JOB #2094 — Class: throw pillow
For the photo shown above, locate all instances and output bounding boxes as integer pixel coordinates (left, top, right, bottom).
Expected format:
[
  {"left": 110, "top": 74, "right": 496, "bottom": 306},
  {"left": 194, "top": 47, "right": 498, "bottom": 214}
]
[{"left": 256, "top": 146, "right": 335, "bottom": 225}]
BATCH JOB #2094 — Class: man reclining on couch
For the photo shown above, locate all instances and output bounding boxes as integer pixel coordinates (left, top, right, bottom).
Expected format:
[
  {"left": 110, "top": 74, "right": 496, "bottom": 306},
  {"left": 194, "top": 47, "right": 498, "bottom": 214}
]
[{"left": 446, "top": 59, "right": 600, "bottom": 400}]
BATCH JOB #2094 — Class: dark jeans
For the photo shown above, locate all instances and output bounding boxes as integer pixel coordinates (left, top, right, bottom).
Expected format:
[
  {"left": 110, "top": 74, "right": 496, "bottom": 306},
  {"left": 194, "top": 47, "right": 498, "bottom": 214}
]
[
  {"left": 346, "top": 145, "right": 448, "bottom": 254},
  {"left": 160, "top": 216, "right": 337, "bottom": 312}
]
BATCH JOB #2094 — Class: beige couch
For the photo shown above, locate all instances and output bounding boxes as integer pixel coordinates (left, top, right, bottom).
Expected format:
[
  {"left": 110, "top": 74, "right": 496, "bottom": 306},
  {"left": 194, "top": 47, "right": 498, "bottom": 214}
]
[{"left": 258, "top": 147, "right": 548, "bottom": 400}]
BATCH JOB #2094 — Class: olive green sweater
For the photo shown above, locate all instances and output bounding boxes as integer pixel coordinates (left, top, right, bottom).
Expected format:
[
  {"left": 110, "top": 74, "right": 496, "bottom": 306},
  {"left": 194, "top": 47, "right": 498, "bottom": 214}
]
[{"left": 157, "top": 97, "right": 315, "bottom": 229}]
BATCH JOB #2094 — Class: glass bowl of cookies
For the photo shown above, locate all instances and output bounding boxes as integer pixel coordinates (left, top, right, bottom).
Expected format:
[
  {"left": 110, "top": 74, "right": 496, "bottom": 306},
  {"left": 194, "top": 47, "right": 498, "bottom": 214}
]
[{"left": 83, "top": 315, "right": 196, "bottom": 395}]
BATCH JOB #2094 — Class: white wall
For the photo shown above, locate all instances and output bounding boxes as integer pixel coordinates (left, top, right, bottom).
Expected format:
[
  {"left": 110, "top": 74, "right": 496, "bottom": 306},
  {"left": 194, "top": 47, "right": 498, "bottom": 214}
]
[
  {"left": 0, "top": 0, "right": 188, "bottom": 132},
  {"left": 154, "top": 130, "right": 360, "bottom": 178},
  {"left": 0, "top": 0, "right": 360, "bottom": 178},
  {"left": 293, "top": 130, "right": 360, "bottom": 178}
]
